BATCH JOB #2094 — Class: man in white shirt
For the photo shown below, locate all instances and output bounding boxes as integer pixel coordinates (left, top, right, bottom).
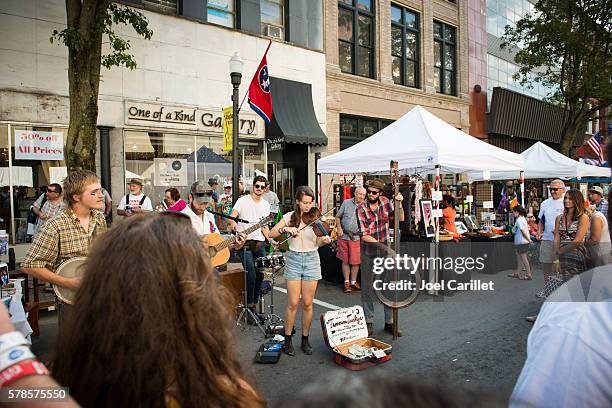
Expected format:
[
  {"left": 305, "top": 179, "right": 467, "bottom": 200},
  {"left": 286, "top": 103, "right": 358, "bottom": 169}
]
[
  {"left": 117, "top": 178, "right": 153, "bottom": 218},
  {"left": 230, "top": 175, "right": 273, "bottom": 317},
  {"left": 536, "top": 179, "right": 566, "bottom": 298}
]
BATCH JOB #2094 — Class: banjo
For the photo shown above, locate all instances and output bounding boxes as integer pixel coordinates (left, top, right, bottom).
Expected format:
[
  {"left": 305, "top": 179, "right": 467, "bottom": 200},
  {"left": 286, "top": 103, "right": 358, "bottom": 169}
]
[{"left": 53, "top": 257, "right": 87, "bottom": 305}]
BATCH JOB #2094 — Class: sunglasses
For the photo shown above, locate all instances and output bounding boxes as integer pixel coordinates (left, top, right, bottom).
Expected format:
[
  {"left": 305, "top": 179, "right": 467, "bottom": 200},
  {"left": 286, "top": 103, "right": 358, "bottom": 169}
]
[
  {"left": 254, "top": 184, "right": 266, "bottom": 190},
  {"left": 47, "top": 189, "right": 57, "bottom": 193},
  {"left": 367, "top": 189, "right": 381, "bottom": 195},
  {"left": 194, "top": 190, "right": 214, "bottom": 196},
  {"left": 550, "top": 188, "right": 563, "bottom": 192}
]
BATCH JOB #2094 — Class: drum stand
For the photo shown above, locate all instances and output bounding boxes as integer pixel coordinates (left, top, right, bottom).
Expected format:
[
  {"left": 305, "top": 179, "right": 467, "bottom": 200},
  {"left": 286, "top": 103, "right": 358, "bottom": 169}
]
[
  {"left": 236, "top": 266, "right": 267, "bottom": 337},
  {"left": 263, "top": 265, "right": 284, "bottom": 327}
]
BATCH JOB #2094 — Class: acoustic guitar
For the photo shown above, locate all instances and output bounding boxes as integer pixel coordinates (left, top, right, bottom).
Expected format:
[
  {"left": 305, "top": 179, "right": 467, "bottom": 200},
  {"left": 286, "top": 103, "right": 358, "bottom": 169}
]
[{"left": 203, "top": 214, "right": 274, "bottom": 267}]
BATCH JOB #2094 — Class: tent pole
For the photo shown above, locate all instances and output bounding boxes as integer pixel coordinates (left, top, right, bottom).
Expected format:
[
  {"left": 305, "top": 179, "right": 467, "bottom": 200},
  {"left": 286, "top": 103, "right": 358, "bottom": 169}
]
[
  {"left": 433, "top": 165, "right": 440, "bottom": 296},
  {"left": 520, "top": 171, "right": 525, "bottom": 207}
]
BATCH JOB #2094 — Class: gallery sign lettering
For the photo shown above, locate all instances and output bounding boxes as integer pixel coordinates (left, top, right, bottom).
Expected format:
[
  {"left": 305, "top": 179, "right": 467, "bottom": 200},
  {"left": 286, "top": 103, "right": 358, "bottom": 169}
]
[
  {"left": 14, "top": 130, "right": 64, "bottom": 160},
  {"left": 125, "top": 101, "right": 259, "bottom": 137}
]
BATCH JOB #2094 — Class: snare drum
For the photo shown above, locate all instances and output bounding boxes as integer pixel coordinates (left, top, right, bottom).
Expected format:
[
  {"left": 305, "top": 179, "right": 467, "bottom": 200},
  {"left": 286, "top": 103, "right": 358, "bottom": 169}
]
[
  {"left": 271, "top": 254, "right": 285, "bottom": 268},
  {"left": 254, "top": 256, "right": 274, "bottom": 271}
]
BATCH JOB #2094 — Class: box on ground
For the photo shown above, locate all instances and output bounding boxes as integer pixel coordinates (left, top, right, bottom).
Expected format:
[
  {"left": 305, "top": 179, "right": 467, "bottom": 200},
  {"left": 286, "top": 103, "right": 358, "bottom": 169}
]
[{"left": 320, "top": 305, "right": 392, "bottom": 371}]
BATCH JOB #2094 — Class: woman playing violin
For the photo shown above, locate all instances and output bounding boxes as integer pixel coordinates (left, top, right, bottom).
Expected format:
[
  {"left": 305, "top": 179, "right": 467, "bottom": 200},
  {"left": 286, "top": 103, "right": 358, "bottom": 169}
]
[{"left": 269, "top": 186, "right": 332, "bottom": 356}]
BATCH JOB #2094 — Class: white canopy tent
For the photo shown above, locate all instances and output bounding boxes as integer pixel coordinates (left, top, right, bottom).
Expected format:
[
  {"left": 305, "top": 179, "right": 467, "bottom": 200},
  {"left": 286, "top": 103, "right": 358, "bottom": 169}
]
[
  {"left": 467, "top": 142, "right": 610, "bottom": 182},
  {"left": 317, "top": 105, "right": 524, "bottom": 175}
]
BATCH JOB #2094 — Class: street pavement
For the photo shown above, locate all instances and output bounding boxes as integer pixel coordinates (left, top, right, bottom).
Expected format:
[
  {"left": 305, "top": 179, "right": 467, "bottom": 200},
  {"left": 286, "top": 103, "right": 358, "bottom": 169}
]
[{"left": 31, "top": 267, "right": 545, "bottom": 406}]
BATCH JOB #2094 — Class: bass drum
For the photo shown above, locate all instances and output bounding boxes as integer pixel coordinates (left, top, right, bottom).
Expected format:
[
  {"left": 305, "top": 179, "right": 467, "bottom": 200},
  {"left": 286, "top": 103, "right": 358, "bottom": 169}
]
[{"left": 53, "top": 257, "right": 87, "bottom": 305}]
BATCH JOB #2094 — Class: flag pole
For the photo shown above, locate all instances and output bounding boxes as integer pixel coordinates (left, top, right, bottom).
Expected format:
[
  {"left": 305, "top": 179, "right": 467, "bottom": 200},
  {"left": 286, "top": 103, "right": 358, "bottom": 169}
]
[{"left": 238, "top": 40, "right": 272, "bottom": 113}]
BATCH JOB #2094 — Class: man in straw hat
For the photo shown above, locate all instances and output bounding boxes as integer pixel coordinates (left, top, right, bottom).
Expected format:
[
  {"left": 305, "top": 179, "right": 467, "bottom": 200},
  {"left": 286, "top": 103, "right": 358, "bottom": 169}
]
[{"left": 117, "top": 178, "right": 153, "bottom": 218}]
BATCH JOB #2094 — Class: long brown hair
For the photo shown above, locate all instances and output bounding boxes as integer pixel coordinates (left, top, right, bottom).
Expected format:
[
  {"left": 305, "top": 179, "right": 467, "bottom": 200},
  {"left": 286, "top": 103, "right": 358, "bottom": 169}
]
[
  {"left": 289, "top": 186, "right": 315, "bottom": 228},
  {"left": 52, "top": 213, "right": 264, "bottom": 408},
  {"left": 564, "top": 189, "right": 585, "bottom": 221}
]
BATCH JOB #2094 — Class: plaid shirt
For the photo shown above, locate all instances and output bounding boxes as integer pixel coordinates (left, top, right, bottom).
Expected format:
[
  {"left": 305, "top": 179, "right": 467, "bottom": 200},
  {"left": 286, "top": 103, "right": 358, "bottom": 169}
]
[
  {"left": 596, "top": 199, "right": 608, "bottom": 217},
  {"left": 21, "top": 209, "right": 107, "bottom": 273},
  {"left": 357, "top": 196, "right": 394, "bottom": 243}
]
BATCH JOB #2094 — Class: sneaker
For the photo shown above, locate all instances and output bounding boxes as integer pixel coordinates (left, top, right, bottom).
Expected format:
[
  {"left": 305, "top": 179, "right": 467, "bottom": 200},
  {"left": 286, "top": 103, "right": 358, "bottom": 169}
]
[
  {"left": 343, "top": 282, "right": 351, "bottom": 293},
  {"left": 384, "top": 323, "right": 403, "bottom": 337},
  {"left": 350, "top": 282, "right": 361, "bottom": 290},
  {"left": 535, "top": 290, "right": 546, "bottom": 299}
]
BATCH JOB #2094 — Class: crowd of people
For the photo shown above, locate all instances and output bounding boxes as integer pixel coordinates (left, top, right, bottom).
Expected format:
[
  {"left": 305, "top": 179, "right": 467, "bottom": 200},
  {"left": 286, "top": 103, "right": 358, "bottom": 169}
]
[{"left": 0, "top": 143, "right": 610, "bottom": 406}]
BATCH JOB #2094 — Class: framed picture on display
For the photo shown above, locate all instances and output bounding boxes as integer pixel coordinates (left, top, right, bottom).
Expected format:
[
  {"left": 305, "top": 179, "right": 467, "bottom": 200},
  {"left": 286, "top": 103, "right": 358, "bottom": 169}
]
[{"left": 421, "top": 200, "right": 435, "bottom": 238}]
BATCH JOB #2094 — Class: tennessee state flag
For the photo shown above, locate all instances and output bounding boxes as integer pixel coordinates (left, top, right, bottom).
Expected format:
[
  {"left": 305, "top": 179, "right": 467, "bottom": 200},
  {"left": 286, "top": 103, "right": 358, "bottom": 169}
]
[{"left": 248, "top": 41, "right": 272, "bottom": 124}]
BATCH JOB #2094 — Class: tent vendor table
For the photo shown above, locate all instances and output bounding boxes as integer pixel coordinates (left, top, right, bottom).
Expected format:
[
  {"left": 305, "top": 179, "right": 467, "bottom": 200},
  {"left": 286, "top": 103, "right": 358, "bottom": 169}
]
[{"left": 469, "top": 235, "right": 516, "bottom": 274}]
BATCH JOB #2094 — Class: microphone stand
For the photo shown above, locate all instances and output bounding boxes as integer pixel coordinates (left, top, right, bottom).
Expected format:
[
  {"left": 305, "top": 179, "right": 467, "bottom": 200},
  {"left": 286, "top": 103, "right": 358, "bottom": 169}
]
[{"left": 208, "top": 210, "right": 249, "bottom": 224}]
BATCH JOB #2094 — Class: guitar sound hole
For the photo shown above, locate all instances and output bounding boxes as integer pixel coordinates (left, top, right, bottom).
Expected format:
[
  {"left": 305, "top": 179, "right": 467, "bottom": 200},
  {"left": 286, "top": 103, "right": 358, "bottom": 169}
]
[{"left": 209, "top": 247, "right": 217, "bottom": 257}]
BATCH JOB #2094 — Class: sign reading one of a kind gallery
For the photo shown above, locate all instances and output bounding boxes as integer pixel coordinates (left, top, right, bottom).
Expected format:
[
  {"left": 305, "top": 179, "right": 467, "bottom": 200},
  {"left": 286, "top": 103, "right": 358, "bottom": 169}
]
[{"left": 14, "top": 130, "right": 64, "bottom": 160}]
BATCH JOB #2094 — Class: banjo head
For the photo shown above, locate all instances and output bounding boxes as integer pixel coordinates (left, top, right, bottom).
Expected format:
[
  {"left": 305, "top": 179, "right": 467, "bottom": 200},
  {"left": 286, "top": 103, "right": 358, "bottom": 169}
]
[{"left": 53, "top": 257, "right": 87, "bottom": 305}]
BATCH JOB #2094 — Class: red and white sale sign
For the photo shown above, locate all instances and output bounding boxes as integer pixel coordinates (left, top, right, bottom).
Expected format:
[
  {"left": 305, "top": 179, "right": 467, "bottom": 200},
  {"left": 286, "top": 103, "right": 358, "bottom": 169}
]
[{"left": 14, "top": 130, "right": 64, "bottom": 160}]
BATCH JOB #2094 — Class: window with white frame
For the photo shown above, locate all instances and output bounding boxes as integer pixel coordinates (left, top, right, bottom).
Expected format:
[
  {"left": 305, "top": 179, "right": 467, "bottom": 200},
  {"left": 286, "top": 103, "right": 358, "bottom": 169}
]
[{"left": 261, "top": 0, "right": 284, "bottom": 39}]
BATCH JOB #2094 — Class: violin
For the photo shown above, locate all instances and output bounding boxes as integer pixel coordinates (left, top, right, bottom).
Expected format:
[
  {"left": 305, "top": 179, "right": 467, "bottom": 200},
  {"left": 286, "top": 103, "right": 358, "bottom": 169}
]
[{"left": 301, "top": 208, "right": 332, "bottom": 237}]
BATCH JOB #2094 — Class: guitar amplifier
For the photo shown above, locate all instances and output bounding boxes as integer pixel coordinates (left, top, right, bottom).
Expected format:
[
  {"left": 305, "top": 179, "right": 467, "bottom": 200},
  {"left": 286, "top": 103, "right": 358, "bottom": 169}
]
[{"left": 218, "top": 268, "right": 245, "bottom": 317}]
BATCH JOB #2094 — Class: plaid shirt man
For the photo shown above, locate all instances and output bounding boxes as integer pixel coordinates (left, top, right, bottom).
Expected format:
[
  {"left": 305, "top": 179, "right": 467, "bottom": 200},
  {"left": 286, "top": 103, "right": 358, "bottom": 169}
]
[
  {"left": 596, "top": 199, "right": 608, "bottom": 217},
  {"left": 21, "top": 209, "right": 107, "bottom": 273},
  {"left": 357, "top": 195, "right": 395, "bottom": 243}
]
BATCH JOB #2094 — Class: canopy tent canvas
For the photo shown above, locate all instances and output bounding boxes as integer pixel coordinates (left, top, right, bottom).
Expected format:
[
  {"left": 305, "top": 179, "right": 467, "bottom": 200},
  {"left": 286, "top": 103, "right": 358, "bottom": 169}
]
[
  {"left": 467, "top": 142, "right": 610, "bottom": 182},
  {"left": 317, "top": 105, "right": 524, "bottom": 175}
]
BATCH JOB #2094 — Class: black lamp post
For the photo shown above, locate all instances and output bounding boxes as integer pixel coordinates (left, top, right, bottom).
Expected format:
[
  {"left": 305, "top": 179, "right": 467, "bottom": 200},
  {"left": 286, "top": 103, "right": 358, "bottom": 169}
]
[{"left": 229, "top": 52, "right": 243, "bottom": 204}]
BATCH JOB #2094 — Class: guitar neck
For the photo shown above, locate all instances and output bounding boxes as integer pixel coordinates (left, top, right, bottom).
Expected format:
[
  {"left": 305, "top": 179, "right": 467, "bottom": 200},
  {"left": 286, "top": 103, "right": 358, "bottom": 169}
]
[{"left": 215, "top": 218, "right": 269, "bottom": 250}]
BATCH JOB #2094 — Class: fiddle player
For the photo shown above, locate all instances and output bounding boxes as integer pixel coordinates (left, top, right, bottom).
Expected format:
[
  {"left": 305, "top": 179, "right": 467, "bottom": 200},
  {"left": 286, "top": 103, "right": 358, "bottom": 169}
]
[
  {"left": 269, "top": 186, "right": 332, "bottom": 356},
  {"left": 21, "top": 170, "right": 108, "bottom": 326}
]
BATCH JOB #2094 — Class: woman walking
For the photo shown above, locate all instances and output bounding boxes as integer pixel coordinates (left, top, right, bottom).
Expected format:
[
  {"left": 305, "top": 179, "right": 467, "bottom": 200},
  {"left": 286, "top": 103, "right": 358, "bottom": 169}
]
[
  {"left": 269, "top": 186, "right": 332, "bottom": 356},
  {"left": 508, "top": 205, "right": 533, "bottom": 280}
]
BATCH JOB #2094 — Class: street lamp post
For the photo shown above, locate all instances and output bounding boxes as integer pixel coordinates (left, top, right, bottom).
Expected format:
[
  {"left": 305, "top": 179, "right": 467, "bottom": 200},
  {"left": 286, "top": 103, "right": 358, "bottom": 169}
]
[{"left": 229, "top": 52, "right": 243, "bottom": 204}]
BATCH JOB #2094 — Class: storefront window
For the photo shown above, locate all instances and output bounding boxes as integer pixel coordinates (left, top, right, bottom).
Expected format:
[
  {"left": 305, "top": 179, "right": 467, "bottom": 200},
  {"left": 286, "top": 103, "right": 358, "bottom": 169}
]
[
  {"left": 0, "top": 124, "right": 68, "bottom": 245},
  {"left": 124, "top": 130, "right": 265, "bottom": 208}
]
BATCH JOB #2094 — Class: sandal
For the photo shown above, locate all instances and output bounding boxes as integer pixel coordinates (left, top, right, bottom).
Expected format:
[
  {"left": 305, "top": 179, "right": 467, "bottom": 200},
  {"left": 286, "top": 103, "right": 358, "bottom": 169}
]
[
  {"left": 521, "top": 275, "right": 533, "bottom": 280},
  {"left": 525, "top": 315, "right": 537, "bottom": 323},
  {"left": 507, "top": 273, "right": 520, "bottom": 279}
]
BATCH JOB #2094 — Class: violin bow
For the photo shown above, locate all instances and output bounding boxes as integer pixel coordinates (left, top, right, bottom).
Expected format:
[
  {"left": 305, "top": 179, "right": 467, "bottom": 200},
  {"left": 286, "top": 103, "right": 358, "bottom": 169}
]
[{"left": 276, "top": 207, "right": 336, "bottom": 246}]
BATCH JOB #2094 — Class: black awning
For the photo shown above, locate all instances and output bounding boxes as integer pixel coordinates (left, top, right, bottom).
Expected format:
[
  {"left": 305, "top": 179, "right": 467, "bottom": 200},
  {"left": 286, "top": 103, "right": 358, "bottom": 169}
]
[
  {"left": 487, "top": 87, "right": 585, "bottom": 146},
  {"left": 268, "top": 77, "right": 327, "bottom": 146}
]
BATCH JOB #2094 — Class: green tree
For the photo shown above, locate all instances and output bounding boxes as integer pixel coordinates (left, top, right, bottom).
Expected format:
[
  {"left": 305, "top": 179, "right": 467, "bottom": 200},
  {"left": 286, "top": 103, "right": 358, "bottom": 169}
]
[
  {"left": 52, "top": 1, "right": 153, "bottom": 171},
  {"left": 503, "top": 0, "right": 612, "bottom": 155}
]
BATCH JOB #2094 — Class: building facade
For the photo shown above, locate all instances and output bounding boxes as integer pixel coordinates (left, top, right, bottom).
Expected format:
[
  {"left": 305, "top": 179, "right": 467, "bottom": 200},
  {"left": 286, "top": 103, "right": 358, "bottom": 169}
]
[
  {"left": 322, "top": 0, "right": 470, "bottom": 187},
  {"left": 0, "top": 0, "right": 326, "bottom": 245}
]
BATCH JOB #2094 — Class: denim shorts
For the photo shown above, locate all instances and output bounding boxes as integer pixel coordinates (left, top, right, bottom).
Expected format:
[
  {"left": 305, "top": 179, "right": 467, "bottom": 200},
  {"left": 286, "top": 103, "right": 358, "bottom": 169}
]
[{"left": 283, "top": 250, "right": 321, "bottom": 281}]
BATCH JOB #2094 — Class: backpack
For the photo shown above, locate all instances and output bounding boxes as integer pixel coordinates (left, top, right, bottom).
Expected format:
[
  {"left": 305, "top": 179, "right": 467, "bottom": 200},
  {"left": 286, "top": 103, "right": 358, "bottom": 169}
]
[
  {"left": 124, "top": 194, "right": 147, "bottom": 210},
  {"left": 27, "top": 194, "right": 48, "bottom": 225}
]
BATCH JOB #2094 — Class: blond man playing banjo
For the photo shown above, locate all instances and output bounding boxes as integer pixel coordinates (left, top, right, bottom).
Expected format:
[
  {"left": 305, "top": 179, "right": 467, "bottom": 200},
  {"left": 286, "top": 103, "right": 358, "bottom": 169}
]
[{"left": 21, "top": 170, "right": 107, "bottom": 326}]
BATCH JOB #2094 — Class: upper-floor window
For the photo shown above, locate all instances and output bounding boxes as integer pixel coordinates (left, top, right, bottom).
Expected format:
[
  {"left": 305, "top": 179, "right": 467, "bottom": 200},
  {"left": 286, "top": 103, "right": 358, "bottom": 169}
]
[
  {"left": 207, "top": 0, "right": 235, "bottom": 28},
  {"left": 142, "top": 0, "right": 177, "bottom": 14},
  {"left": 338, "top": 0, "right": 375, "bottom": 78},
  {"left": 391, "top": 5, "right": 420, "bottom": 88},
  {"left": 433, "top": 21, "right": 456, "bottom": 96},
  {"left": 261, "top": 0, "right": 284, "bottom": 39}
]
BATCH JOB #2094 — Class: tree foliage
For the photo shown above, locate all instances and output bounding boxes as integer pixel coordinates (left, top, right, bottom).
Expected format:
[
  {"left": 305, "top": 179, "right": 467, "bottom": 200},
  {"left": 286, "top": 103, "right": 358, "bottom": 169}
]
[
  {"left": 502, "top": 0, "right": 612, "bottom": 155},
  {"left": 51, "top": 1, "right": 153, "bottom": 171}
]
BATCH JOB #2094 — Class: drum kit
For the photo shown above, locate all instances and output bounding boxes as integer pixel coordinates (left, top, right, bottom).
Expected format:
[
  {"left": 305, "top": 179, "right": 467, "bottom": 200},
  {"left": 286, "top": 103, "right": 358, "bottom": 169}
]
[{"left": 254, "top": 253, "right": 285, "bottom": 328}]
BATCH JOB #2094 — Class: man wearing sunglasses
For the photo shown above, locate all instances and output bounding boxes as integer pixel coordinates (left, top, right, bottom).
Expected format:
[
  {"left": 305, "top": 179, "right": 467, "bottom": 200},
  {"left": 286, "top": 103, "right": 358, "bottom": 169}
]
[
  {"left": 357, "top": 178, "right": 405, "bottom": 337},
  {"left": 535, "top": 179, "right": 566, "bottom": 298},
  {"left": 230, "top": 175, "right": 273, "bottom": 321},
  {"left": 175, "top": 181, "right": 220, "bottom": 237},
  {"left": 31, "top": 183, "right": 65, "bottom": 236}
]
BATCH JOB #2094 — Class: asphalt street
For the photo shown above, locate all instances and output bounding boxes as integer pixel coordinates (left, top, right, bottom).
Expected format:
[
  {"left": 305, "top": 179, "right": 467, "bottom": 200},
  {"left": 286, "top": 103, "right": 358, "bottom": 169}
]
[
  {"left": 235, "top": 267, "right": 544, "bottom": 405},
  {"left": 30, "top": 266, "right": 545, "bottom": 406}
]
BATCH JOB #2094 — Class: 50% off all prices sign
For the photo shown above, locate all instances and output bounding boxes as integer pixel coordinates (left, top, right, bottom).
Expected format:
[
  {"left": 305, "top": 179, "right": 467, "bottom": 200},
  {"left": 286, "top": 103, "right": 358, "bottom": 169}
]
[{"left": 14, "top": 130, "right": 64, "bottom": 160}]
